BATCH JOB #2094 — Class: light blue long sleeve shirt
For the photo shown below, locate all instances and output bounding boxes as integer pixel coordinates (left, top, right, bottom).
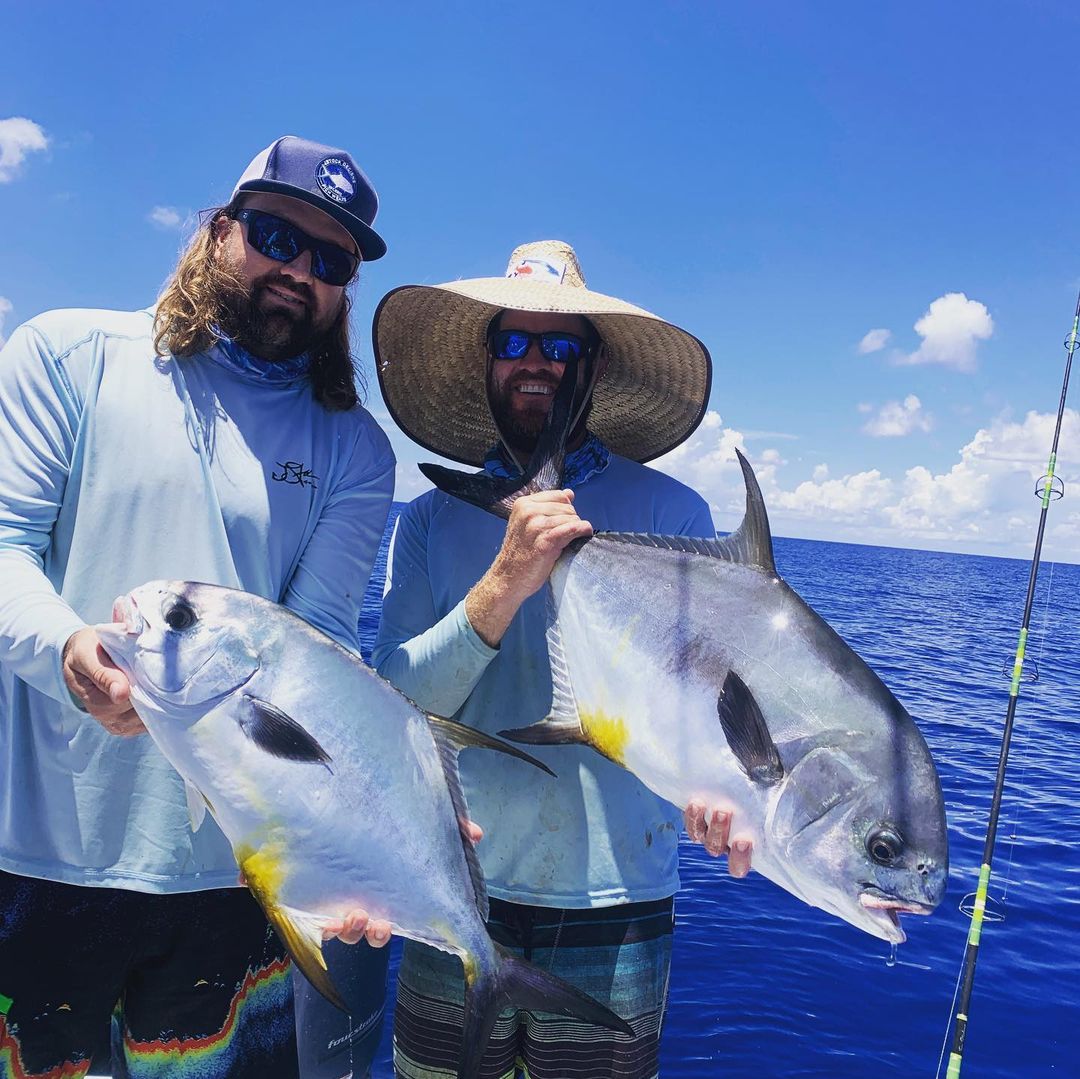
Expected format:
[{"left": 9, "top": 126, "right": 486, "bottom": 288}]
[
  {"left": 374, "top": 452, "right": 714, "bottom": 908},
  {"left": 0, "top": 308, "right": 395, "bottom": 892}
]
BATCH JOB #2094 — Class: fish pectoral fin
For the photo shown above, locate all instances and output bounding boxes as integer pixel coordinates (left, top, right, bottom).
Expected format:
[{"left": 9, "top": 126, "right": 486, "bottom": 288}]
[
  {"left": 498, "top": 715, "right": 586, "bottom": 748},
  {"left": 184, "top": 781, "right": 208, "bottom": 832},
  {"left": 238, "top": 695, "right": 333, "bottom": 772},
  {"left": 267, "top": 903, "right": 346, "bottom": 1012},
  {"left": 717, "top": 671, "right": 784, "bottom": 786},
  {"left": 428, "top": 716, "right": 556, "bottom": 778}
]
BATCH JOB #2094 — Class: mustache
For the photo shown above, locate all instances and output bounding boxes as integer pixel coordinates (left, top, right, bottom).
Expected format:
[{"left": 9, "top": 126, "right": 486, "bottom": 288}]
[{"left": 254, "top": 273, "right": 315, "bottom": 308}]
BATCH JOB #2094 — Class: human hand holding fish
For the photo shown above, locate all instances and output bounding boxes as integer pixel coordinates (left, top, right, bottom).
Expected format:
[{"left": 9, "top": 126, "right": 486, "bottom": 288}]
[
  {"left": 465, "top": 489, "right": 593, "bottom": 647},
  {"left": 62, "top": 625, "right": 146, "bottom": 735},
  {"left": 314, "top": 820, "right": 484, "bottom": 947},
  {"left": 685, "top": 801, "right": 753, "bottom": 877}
]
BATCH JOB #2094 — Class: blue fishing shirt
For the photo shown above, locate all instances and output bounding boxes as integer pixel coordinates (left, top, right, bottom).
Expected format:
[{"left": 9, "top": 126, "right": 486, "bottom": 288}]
[
  {"left": 374, "top": 448, "right": 715, "bottom": 907},
  {"left": 0, "top": 308, "right": 395, "bottom": 892}
]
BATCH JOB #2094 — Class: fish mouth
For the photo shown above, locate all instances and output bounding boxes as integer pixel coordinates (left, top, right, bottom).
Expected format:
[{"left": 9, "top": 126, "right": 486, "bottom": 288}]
[
  {"left": 858, "top": 887, "right": 936, "bottom": 943},
  {"left": 112, "top": 594, "right": 145, "bottom": 635}
]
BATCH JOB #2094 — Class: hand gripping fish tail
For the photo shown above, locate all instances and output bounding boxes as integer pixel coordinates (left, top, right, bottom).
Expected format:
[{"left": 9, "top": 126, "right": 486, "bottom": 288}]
[{"left": 418, "top": 358, "right": 579, "bottom": 518}]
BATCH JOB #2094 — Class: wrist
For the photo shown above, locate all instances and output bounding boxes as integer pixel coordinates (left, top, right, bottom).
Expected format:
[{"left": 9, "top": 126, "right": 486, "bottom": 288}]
[{"left": 466, "top": 568, "right": 526, "bottom": 649}]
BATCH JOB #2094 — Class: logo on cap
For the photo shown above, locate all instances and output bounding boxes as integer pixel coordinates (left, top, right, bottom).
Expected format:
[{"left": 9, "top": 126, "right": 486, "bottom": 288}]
[{"left": 315, "top": 157, "right": 357, "bottom": 204}]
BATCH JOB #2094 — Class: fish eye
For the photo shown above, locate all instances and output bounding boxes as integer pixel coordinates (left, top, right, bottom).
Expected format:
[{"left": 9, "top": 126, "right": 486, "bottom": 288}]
[
  {"left": 867, "top": 827, "right": 904, "bottom": 866},
  {"left": 164, "top": 600, "right": 198, "bottom": 632}
]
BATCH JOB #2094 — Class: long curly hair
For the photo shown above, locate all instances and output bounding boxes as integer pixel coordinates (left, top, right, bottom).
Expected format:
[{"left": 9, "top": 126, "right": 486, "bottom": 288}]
[{"left": 153, "top": 204, "right": 362, "bottom": 411}]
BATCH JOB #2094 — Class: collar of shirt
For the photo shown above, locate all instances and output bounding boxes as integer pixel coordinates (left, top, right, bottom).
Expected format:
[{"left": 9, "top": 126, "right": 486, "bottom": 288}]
[
  {"left": 483, "top": 432, "right": 611, "bottom": 489},
  {"left": 206, "top": 333, "right": 311, "bottom": 386}
]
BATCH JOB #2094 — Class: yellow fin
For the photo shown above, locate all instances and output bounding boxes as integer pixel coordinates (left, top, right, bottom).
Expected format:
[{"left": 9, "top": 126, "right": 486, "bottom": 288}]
[
  {"left": 265, "top": 902, "right": 346, "bottom": 1013},
  {"left": 236, "top": 842, "right": 346, "bottom": 1012},
  {"left": 580, "top": 708, "right": 630, "bottom": 766}
]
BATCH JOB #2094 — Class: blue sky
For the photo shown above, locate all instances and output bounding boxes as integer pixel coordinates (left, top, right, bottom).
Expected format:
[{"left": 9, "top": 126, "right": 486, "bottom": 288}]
[{"left": 3, "top": 2, "right": 1079, "bottom": 560}]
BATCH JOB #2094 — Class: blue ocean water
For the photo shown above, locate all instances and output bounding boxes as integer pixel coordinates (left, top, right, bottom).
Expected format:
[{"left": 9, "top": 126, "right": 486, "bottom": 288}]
[{"left": 360, "top": 507, "right": 1080, "bottom": 1078}]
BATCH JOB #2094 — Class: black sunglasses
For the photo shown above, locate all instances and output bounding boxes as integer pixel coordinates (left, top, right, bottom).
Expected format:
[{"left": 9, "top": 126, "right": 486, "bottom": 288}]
[
  {"left": 489, "top": 328, "right": 593, "bottom": 364},
  {"left": 232, "top": 208, "right": 359, "bottom": 287}
]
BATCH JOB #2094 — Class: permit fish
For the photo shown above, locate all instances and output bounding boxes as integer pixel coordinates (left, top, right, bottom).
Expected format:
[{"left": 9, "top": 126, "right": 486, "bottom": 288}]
[
  {"left": 98, "top": 586, "right": 631, "bottom": 1078},
  {"left": 419, "top": 367, "right": 949, "bottom": 945}
]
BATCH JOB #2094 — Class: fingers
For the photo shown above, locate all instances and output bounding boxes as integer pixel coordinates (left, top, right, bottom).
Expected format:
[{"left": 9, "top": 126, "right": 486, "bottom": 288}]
[
  {"left": 684, "top": 800, "right": 707, "bottom": 843},
  {"left": 685, "top": 801, "right": 753, "bottom": 877},
  {"left": 461, "top": 819, "right": 483, "bottom": 845},
  {"left": 95, "top": 707, "right": 147, "bottom": 737},
  {"left": 324, "top": 910, "right": 393, "bottom": 948},
  {"left": 703, "top": 808, "right": 732, "bottom": 858},
  {"left": 727, "top": 835, "right": 753, "bottom": 879},
  {"left": 62, "top": 628, "right": 144, "bottom": 735}
]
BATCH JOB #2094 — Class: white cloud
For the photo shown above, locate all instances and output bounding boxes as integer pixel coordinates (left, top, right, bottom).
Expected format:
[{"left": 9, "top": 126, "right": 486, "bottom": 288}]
[
  {"left": 862, "top": 394, "right": 933, "bottom": 437},
  {"left": 148, "top": 205, "right": 184, "bottom": 230},
  {"left": 647, "top": 406, "right": 1080, "bottom": 560},
  {"left": 858, "top": 328, "right": 892, "bottom": 354},
  {"left": 897, "top": 292, "right": 994, "bottom": 372},
  {"left": 0, "top": 117, "right": 49, "bottom": 182},
  {"left": 0, "top": 297, "right": 12, "bottom": 347}
]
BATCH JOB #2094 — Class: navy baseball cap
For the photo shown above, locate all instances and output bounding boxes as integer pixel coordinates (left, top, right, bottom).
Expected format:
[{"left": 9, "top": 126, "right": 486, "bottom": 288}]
[{"left": 232, "top": 135, "right": 386, "bottom": 261}]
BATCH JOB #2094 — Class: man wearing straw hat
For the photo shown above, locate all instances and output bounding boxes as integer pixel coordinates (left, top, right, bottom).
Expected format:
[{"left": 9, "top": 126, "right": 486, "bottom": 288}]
[{"left": 372, "top": 241, "right": 752, "bottom": 1078}]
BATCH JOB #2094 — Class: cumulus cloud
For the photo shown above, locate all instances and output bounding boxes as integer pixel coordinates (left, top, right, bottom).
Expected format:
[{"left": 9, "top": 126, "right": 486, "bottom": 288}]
[
  {"left": 0, "top": 297, "right": 12, "bottom": 347},
  {"left": 858, "top": 328, "right": 892, "bottom": 354},
  {"left": 897, "top": 292, "right": 994, "bottom": 372},
  {"left": 647, "top": 406, "right": 1080, "bottom": 560},
  {"left": 862, "top": 394, "right": 933, "bottom": 437},
  {"left": 0, "top": 117, "right": 49, "bottom": 182},
  {"left": 148, "top": 205, "right": 184, "bottom": 230}
]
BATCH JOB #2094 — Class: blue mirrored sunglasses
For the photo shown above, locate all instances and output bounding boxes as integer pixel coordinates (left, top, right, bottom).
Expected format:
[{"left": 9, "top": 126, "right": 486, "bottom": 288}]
[
  {"left": 233, "top": 208, "right": 359, "bottom": 287},
  {"left": 490, "top": 328, "right": 591, "bottom": 364}
]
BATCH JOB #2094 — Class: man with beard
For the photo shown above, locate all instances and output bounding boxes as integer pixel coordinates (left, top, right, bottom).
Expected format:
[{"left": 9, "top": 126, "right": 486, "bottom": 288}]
[
  {"left": 372, "top": 241, "right": 753, "bottom": 1079},
  {"left": 0, "top": 137, "right": 395, "bottom": 1078}
]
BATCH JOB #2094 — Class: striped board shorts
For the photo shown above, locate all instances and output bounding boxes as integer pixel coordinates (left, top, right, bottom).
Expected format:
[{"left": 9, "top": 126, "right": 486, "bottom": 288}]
[{"left": 394, "top": 895, "right": 675, "bottom": 1079}]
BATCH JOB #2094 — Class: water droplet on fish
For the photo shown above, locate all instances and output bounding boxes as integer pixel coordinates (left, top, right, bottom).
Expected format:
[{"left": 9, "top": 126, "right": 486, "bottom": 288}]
[{"left": 886, "top": 943, "right": 897, "bottom": 968}]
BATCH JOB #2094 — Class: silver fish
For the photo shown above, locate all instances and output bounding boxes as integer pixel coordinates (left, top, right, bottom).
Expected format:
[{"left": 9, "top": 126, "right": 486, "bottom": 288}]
[
  {"left": 98, "top": 585, "right": 630, "bottom": 1078},
  {"left": 419, "top": 369, "right": 949, "bottom": 945}
]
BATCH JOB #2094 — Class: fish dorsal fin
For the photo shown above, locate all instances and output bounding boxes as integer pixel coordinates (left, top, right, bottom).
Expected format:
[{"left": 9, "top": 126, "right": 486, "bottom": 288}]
[
  {"left": 596, "top": 450, "right": 776, "bottom": 575},
  {"left": 185, "top": 780, "right": 208, "bottom": 832},
  {"left": 238, "top": 695, "right": 334, "bottom": 772},
  {"left": 717, "top": 671, "right": 784, "bottom": 786},
  {"left": 427, "top": 717, "right": 557, "bottom": 922},
  {"left": 417, "top": 359, "right": 578, "bottom": 520}
]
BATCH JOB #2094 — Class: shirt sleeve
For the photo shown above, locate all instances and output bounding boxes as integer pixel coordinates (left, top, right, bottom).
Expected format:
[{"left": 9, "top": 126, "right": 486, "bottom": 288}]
[
  {"left": 372, "top": 502, "right": 498, "bottom": 716},
  {"left": 282, "top": 415, "right": 395, "bottom": 653},
  {"left": 0, "top": 322, "right": 89, "bottom": 702},
  {"left": 681, "top": 492, "right": 716, "bottom": 539}
]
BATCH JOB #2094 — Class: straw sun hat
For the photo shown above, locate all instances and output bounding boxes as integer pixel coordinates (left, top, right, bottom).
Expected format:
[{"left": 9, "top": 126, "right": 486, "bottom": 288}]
[{"left": 373, "top": 240, "right": 713, "bottom": 466}]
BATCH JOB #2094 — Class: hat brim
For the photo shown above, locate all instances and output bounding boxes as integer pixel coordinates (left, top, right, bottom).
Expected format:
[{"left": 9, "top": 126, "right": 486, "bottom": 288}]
[
  {"left": 374, "top": 279, "right": 712, "bottom": 466},
  {"left": 236, "top": 179, "right": 387, "bottom": 261}
]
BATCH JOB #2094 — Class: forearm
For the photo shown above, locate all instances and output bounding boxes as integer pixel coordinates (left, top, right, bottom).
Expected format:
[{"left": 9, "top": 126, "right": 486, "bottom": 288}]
[
  {"left": 0, "top": 547, "right": 86, "bottom": 703},
  {"left": 374, "top": 598, "right": 497, "bottom": 716}
]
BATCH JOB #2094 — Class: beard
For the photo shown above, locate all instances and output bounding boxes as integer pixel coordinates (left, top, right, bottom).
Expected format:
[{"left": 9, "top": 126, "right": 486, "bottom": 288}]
[
  {"left": 486, "top": 369, "right": 593, "bottom": 457},
  {"left": 215, "top": 270, "right": 337, "bottom": 362}
]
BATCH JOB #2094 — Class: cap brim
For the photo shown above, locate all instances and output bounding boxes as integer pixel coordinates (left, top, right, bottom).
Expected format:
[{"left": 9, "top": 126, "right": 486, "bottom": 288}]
[{"left": 236, "top": 180, "right": 387, "bottom": 261}]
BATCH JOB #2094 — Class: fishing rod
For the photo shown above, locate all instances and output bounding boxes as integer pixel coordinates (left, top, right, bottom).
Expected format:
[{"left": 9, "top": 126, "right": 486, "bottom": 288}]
[{"left": 943, "top": 289, "right": 1079, "bottom": 1078}]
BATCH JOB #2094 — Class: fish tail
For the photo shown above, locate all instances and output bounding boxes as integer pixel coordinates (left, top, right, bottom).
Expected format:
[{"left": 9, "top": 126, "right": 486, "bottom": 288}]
[
  {"left": 418, "top": 360, "right": 578, "bottom": 519},
  {"left": 457, "top": 943, "right": 632, "bottom": 1079}
]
